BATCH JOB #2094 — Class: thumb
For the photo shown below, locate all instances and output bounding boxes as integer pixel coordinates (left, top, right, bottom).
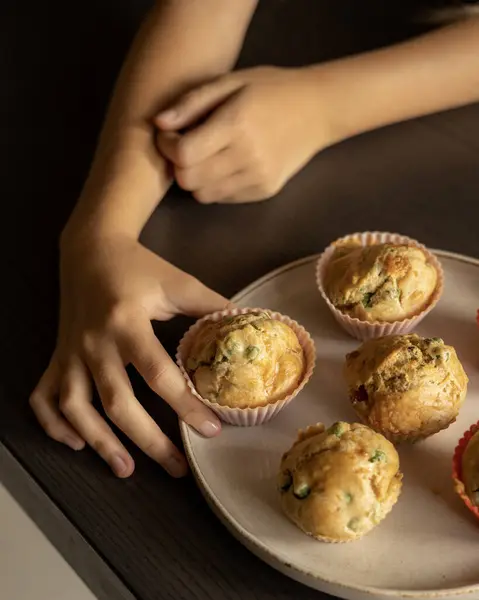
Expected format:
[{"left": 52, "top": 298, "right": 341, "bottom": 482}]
[
  {"left": 171, "top": 275, "right": 233, "bottom": 318},
  {"left": 154, "top": 76, "right": 243, "bottom": 132}
]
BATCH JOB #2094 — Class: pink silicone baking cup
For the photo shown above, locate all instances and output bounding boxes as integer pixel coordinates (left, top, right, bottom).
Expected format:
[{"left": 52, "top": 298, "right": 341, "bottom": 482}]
[
  {"left": 315, "top": 231, "right": 444, "bottom": 341},
  {"left": 452, "top": 420, "right": 479, "bottom": 521},
  {"left": 176, "top": 307, "right": 316, "bottom": 427}
]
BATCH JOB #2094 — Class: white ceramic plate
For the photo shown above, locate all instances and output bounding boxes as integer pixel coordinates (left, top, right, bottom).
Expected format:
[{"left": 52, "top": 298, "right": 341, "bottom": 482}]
[{"left": 180, "top": 251, "right": 479, "bottom": 600}]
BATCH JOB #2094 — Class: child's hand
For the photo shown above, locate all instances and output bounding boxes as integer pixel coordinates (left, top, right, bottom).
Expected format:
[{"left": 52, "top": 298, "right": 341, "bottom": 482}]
[
  {"left": 29, "top": 234, "right": 227, "bottom": 478},
  {"left": 154, "top": 66, "right": 330, "bottom": 204}
]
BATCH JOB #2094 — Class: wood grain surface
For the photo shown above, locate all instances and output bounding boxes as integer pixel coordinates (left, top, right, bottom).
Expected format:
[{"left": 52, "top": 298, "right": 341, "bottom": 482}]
[{"left": 1, "top": 1, "right": 478, "bottom": 599}]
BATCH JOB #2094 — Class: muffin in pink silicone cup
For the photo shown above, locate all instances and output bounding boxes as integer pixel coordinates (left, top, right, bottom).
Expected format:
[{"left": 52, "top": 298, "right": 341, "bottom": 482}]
[
  {"left": 344, "top": 334, "right": 468, "bottom": 444},
  {"left": 316, "top": 232, "right": 444, "bottom": 341},
  {"left": 453, "top": 421, "right": 479, "bottom": 522},
  {"left": 176, "top": 308, "right": 316, "bottom": 426}
]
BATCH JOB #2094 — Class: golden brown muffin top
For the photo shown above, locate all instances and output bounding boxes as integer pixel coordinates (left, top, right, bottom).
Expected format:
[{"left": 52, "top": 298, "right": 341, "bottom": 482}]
[
  {"left": 187, "top": 312, "right": 305, "bottom": 409},
  {"left": 345, "top": 334, "right": 467, "bottom": 397},
  {"left": 279, "top": 422, "right": 402, "bottom": 541},
  {"left": 462, "top": 430, "right": 479, "bottom": 507},
  {"left": 344, "top": 334, "right": 468, "bottom": 439},
  {"left": 324, "top": 243, "right": 438, "bottom": 322}
]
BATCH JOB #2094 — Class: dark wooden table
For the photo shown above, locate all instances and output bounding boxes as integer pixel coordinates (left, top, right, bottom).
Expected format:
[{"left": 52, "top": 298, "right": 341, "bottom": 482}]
[{"left": 2, "top": 1, "right": 479, "bottom": 599}]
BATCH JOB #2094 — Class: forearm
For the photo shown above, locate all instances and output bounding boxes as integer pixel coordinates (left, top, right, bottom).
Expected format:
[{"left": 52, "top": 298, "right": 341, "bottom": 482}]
[
  {"left": 64, "top": 0, "right": 257, "bottom": 243},
  {"left": 308, "top": 16, "right": 479, "bottom": 147}
]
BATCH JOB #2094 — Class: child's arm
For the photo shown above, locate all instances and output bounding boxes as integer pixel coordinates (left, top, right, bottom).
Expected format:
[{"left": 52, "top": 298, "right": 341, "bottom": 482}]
[
  {"left": 155, "top": 15, "right": 479, "bottom": 203},
  {"left": 66, "top": 0, "right": 258, "bottom": 242},
  {"left": 30, "top": 0, "right": 257, "bottom": 479},
  {"left": 309, "top": 14, "right": 479, "bottom": 147}
]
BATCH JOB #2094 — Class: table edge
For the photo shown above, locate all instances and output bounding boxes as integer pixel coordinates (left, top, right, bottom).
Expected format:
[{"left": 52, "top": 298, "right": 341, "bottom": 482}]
[{"left": 0, "top": 441, "right": 137, "bottom": 600}]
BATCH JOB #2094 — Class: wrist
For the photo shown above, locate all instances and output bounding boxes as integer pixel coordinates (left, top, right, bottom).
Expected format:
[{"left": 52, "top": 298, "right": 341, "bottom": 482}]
[
  {"left": 61, "top": 133, "right": 171, "bottom": 246},
  {"left": 60, "top": 200, "right": 140, "bottom": 255},
  {"left": 293, "top": 64, "right": 353, "bottom": 155},
  {"left": 298, "top": 62, "right": 360, "bottom": 151}
]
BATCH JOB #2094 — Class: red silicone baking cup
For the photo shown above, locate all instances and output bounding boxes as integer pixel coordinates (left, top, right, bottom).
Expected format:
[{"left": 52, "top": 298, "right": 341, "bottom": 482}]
[
  {"left": 316, "top": 231, "right": 444, "bottom": 341},
  {"left": 176, "top": 307, "right": 316, "bottom": 427},
  {"left": 452, "top": 420, "right": 479, "bottom": 521}
]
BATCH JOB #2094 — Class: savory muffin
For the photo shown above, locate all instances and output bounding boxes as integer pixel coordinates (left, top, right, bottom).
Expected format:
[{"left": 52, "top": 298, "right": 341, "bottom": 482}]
[
  {"left": 278, "top": 422, "right": 402, "bottom": 542},
  {"left": 186, "top": 311, "right": 305, "bottom": 409},
  {"left": 344, "top": 334, "right": 468, "bottom": 442},
  {"left": 323, "top": 243, "right": 438, "bottom": 322},
  {"left": 462, "top": 430, "right": 479, "bottom": 508}
]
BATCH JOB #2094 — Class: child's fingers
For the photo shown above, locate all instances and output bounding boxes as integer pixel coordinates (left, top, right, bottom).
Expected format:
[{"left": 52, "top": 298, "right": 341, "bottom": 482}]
[
  {"left": 155, "top": 130, "right": 182, "bottom": 163},
  {"left": 155, "top": 76, "right": 242, "bottom": 131},
  {"left": 158, "top": 99, "right": 241, "bottom": 169},
  {"left": 165, "top": 272, "right": 231, "bottom": 318},
  {"left": 173, "top": 146, "right": 246, "bottom": 192},
  {"left": 59, "top": 356, "right": 136, "bottom": 478},
  {"left": 118, "top": 321, "right": 221, "bottom": 440},
  {"left": 193, "top": 170, "right": 254, "bottom": 204},
  {"left": 29, "top": 357, "right": 86, "bottom": 451},
  {"left": 85, "top": 338, "right": 189, "bottom": 478}
]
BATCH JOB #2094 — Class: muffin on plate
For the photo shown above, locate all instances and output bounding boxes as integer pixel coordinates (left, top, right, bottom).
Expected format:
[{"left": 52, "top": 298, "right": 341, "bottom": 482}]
[
  {"left": 316, "top": 232, "right": 444, "bottom": 341},
  {"left": 453, "top": 422, "right": 479, "bottom": 520},
  {"left": 323, "top": 242, "right": 438, "bottom": 323},
  {"left": 278, "top": 421, "right": 402, "bottom": 543},
  {"left": 344, "top": 334, "right": 468, "bottom": 443},
  {"left": 186, "top": 311, "right": 306, "bottom": 409}
]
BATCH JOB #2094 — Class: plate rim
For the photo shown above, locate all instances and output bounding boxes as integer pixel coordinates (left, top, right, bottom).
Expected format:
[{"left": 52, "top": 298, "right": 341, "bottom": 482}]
[{"left": 180, "top": 249, "right": 479, "bottom": 599}]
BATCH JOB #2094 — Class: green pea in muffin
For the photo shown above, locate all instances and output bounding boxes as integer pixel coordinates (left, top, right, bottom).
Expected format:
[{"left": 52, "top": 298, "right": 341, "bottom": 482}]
[
  {"left": 278, "top": 422, "right": 402, "bottom": 542},
  {"left": 344, "top": 334, "right": 468, "bottom": 442}
]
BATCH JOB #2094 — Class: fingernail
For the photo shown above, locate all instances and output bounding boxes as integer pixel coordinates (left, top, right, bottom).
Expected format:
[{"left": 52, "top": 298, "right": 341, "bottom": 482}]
[
  {"left": 164, "top": 454, "right": 188, "bottom": 478},
  {"left": 65, "top": 436, "right": 85, "bottom": 451},
  {"left": 158, "top": 109, "right": 177, "bottom": 123},
  {"left": 111, "top": 454, "right": 130, "bottom": 477},
  {"left": 197, "top": 420, "right": 221, "bottom": 438}
]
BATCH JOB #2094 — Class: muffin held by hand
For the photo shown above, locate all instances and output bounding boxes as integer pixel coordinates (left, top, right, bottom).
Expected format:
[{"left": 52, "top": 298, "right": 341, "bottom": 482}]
[
  {"left": 344, "top": 334, "right": 468, "bottom": 443},
  {"left": 186, "top": 311, "right": 305, "bottom": 409},
  {"left": 324, "top": 243, "right": 438, "bottom": 323},
  {"left": 278, "top": 422, "right": 402, "bottom": 542}
]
